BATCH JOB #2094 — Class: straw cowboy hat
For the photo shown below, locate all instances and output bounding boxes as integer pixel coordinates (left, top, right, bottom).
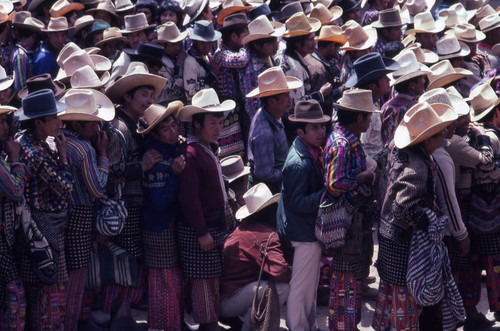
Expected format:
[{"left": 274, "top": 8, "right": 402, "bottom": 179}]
[
  {"left": 246, "top": 66, "right": 303, "bottom": 98},
  {"left": 479, "top": 13, "right": 500, "bottom": 32},
  {"left": 220, "top": 155, "right": 251, "bottom": 183},
  {"left": 153, "top": 21, "right": 188, "bottom": 44},
  {"left": 469, "top": 83, "right": 500, "bottom": 121},
  {"left": 12, "top": 11, "right": 44, "bottom": 32},
  {"left": 220, "top": 13, "right": 249, "bottom": 31},
  {"left": 70, "top": 65, "right": 110, "bottom": 89},
  {"left": 56, "top": 50, "right": 111, "bottom": 82},
  {"left": 235, "top": 183, "right": 280, "bottom": 220},
  {"left": 121, "top": 12, "right": 155, "bottom": 34},
  {"left": 340, "top": 20, "right": 377, "bottom": 51},
  {"left": 216, "top": 0, "right": 251, "bottom": 24},
  {"left": 95, "top": 27, "right": 128, "bottom": 47},
  {"left": 334, "top": 89, "right": 380, "bottom": 112},
  {"left": 115, "top": 0, "right": 135, "bottom": 13},
  {"left": 436, "top": 35, "right": 470, "bottom": 60},
  {"left": 0, "top": 103, "right": 16, "bottom": 115},
  {"left": 279, "top": 2, "right": 304, "bottom": 22},
  {"left": 8, "top": 0, "right": 24, "bottom": 9},
  {"left": 87, "top": 0, "right": 121, "bottom": 21},
  {"left": 283, "top": 12, "right": 321, "bottom": 37},
  {"left": 0, "top": 66, "right": 13, "bottom": 91},
  {"left": 15, "top": 89, "right": 67, "bottom": 121},
  {"left": 403, "top": 42, "right": 439, "bottom": 64},
  {"left": 18, "top": 73, "right": 65, "bottom": 99},
  {"left": 438, "top": 9, "right": 468, "bottom": 28},
  {"left": 242, "top": 15, "right": 283, "bottom": 45},
  {"left": 426, "top": 60, "right": 472, "bottom": 91},
  {"left": 289, "top": 99, "right": 331, "bottom": 123},
  {"left": 346, "top": 52, "right": 399, "bottom": 88},
  {"left": 449, "top": 2, "right": 477, "bottom": 21},
  {"left": 401, "top": 0, "right": 435, "bottom": 22},
  {"left": 189, "top": 20, "right": 221, "bottom": 42},
  {"left": 405, "top": 12, "right": 445, "bottom": 34},
  {"left": 0, "top": 2, "right": 15, "bottom": 25},
  {"left": 57, "top": 42, "right": 95, "bottom": 66},
  {"left": 183, "top": 0, "right": 209, "bottom": 26},
  {"left": 394, "top": 101, "right": 457, "bottom": 148},
  {"left": 419, "top": 87, "right": 470, "bottom": 116},
  {"left": 309, "top": 3, "right": 342, "bottom": 25},
  {"left": 71, "top": 15, "right": 95, "bottom": 36},
  {"left": 42, "top": 16, "right": 72, "bottom": 32},
  {"left": 105, "top": 62, "right": 167, "bottom": 103},
  {"left": 444, "top": 23, "right": 486, "bottom": 43},
  {"left": 372, "top": 8, "right": 407, "bottom": 28},
  {"left": 59, "top": 88, "right": 114, "bottom": 122},
  {"left": 137, "top": 101, "right": 184, "bottom": 134},
  {"left": 50, "top": 0, "right": 84, "bottom": 18},
  {"left": 178, "top": 88, "right": 235, "bottom": 122},
  {"left": 472, "top": 5, "right": 495, "bottom": 26},
  {"left": 390, "top": 51, "right": 430, "bottom": 86},
  {"left": 315, "top": 24, "right": 347, "bottom": 44}
]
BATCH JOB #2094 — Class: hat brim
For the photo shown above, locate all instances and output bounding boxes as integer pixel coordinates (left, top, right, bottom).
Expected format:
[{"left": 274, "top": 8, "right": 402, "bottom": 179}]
[
  {"left": 178, "top": 100, "right": 236, "bottom": 122},
  {"left": 55, "top": 54, "right": 112, "bottom": 82},
  {"left": 235, "top": 193, "right": 280, "bottom": 219},
  {"left": 437, "top": 42, "right": 470, "bottom": 60},
  {"left": 121, "top": 23, "right": 156, "bottom": 34},
  {"left": 183, "top": 0, "right": 209, "bottom": 26},
  {"left": 70, "top": 71, "right": 110, "bottom": 89},
  {"left": 481, "top": 20, "right": 500, "bottom": 33},
  {"left": 340, "top": 27, "right": 377, "bottom": 50},
  {"left": 190, "top": 30, "right": 222, "bottom": 42},
  {"left": 282, "top": 17, "right": 321, "bottom": 37},
  {"left": 95, "top": 35, "right": 128, "bottom": 47},
  {"left": 15, "top": 101, "right": 67, "bottom": 121},
  {"left": 124, "top": 48, "right": 170, "bottom": 67},
  {"left": 345, "top": 57, "right": 399, "bottom": 88},
  {"left": 242, "top": 21, "right": 283, "bottom": 44},
  {"left": 12, "top": 22, "right": 44, "bottom": 33},
  {"left": 471, "top": 98, "right": 500, "bottom": 121},
  {"left": 333, "top": 103, "right": 381, "bottom": 113},
  {"left": 105, "top": 73, "right": 167, "bottom": 103},
  {"left": 152, "top": 30, "right": 189, "bottom": 44},
  {"left": 58, "top": 89, "right": 115, "bottom": 122},
  {"left": 448, "top": 93, "right": 470, "bottom": 116},
  {"left": 394, "top": 103, "right": 457, "bottom": 148},
  {"left": 315, "top": 34, "right": 347, "bottom": 44},
  {"left": 216, "top": 6, "right": 252, "bottom": 24},
  {"left": 71, "top": 18, "right": 96, "bottom": 36},
  {"left": 445, "top": 29, "right": 486, "bottom": 43},
  {"left": 246, "top": 76, "right": 303, "bottom": 98},
  {"left": 137, "top": 101, "right": 184, "bottom": 134},
  {"left": 390, "top": 64, "right": 431, "bottom": 86},
  {"left": 0, "top": 11, "right": 16, "bottom": 25},
  {"left": 288, "top": 113, "right": 331, "bottom": 123},
  {"left": 17, "top": 79, "right": 66, "bottom": 100},
  {"left": 0, "top": 76, "right": 14, "bottom": 91},
  {"left": 51, "top": 3, "right": 85, "bottom": 18},
  {"left": 0, "top": 105, "right": 17, "bottom": 115},
  {"left": 371, "top": 16, "right": 408, "bottom": 28},
  {"left": 86, "top": 8, "right": 122, "bottom": 21},
  {"left": 116, "top": 4, "right": 135, "bottom": 12},
  {"left": 427, "top": 68, "right": 473, "bottom": 90},
  {"left": 226, "top": 166, "right": 251, "bottom": 183},
  {"left": 405, "top": 20, "right": 446, "bottom": 34},
  {"left": 42, "top": 26, "right": 73, "bottom": 33}
]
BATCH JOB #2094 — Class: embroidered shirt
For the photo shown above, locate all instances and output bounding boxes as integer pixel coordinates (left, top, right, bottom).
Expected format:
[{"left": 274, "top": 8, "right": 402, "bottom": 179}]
[
  {"left": 0, "top": 158, "right": 25, "bottom": 202},
  {"left": 183, "top": 47, "right": 213, "bottom": 101},
  {"left": 155, "top": 54, "right": 186, "bottom": 105},
  {"left": 381, "top": 93, "right": 418, "bottom": 145}
]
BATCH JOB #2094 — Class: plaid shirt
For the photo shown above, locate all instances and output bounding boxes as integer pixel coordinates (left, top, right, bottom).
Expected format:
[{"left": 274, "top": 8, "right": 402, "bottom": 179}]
[
  {"left": 381, "top": 93, "right": 418, "bottom": 145},
  {"left": 248, "top": 106, "right": 288, "bottom": 185},
  {"left": 324, "top": 123, "right": 367, "bottom": 195},
  {"left": 18, "top": 132, "right": 73, "bottom": 212}
]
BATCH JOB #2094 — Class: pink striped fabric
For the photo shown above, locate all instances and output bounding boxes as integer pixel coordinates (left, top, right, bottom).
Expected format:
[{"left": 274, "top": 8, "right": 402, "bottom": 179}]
[
  {"left": 190, "top": 278, "right": 220, "bottom": 324},
  {"left": 103, "top": 262, "right": 146, "bottom": 314},
  {"left": 65, "top": 269, "right": 87, "bottom": 330},
  {"left": 148, "top": 267, "right": 183, "bottom": 330},
  {"left": 0, "top": 280, "right": 26, "bottom": 331}
]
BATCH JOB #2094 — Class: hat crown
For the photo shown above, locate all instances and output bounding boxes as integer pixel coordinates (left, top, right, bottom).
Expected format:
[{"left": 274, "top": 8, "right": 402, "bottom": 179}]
[
  {"left": 249, "top": 3, "right": 271, "bottom": 21},
  {"left": 222, "top": 0, "right": 245, "bottom": 8},
  {"left": 191, "top": 88, "right": 223, "bottom": 108},
  {"left": 135, "top": 42, "right": 164, "bottom": 58},
  {"left": 142, "top": 104, "right": 169, "bottom": 129},
  {"left": 191, "top": 20, "right": 217, "bottom": 40},
  {"left": 479, "top": 13, "right": 500, "bottom": 31},
  {"left": 124, "top": 12, "right": 149, "bottom": 31},
  {"left": 157, "top": 21, "right": 182, "bottom": 41},
  {"left": 419, "top": 87, "right": 454, "bottom": 108},
  {"left": 184, "top": 0, "right": 203, "bottom": 16},
  {"left": 413, "top": 11, "right": 439, "bottom": 30},
  {"left": 57, "top": 42, "right": 81, "bottom": 66},
  {"left": 453, "top": 23, "right": 479, "bottom": 39},
  {"left": 0, "top": 1, "right": 13, "bottom": 21},
  {"left": 285, "top": 12, "right": 314, "bottom": 33},
  {"left": 102, "top": 26, "right": 123, "bottom": 39},
  {"left": 95, "top": 0, "right": 116, "bottom": 14},
  {"left": 243, "top": 183, "right": 275, "bottom": 214},
  {"left": 12, "top": 10, "right": 30, "bottom": 24},
  {"left": 248, "top": 15, "right": 274, "bottom": 35},
  {"left": 310, "top": 3, "right": 335, "bottom": 22},
  {"left": 50, "top": 0, "right": 83, "bottom": 16},
  {"left": 70, "top": 65, "right": 101, "bottom": 88},
  {"left": 470, "top": 83, "right": 499, "bottom": 114},
  {"left": 337, "top": 89, "right": 375, "bottom": 111},
  {"left": 90, "top": 20, "right": 110, "bottom": 33},
  {"left": 124, "top": 62, "right": 150, "bottom": 76},
  {"left": 73, "top": 14, "right": 94, "bottom": 29},
  {"left": 436, "top": 34, "right": 463, "bottom": 56},
  {"left": 115, "top": 0, "right": 134, "bottom": 10},
  {"left": 449, "top": 3, "right": 468, "bottom": 16},
  {"left": 294, "top": 99, "right": 326, "bottom": 121},
  {"left": 46, "top": 16, "right": 69, "bottom": 30},
  {"left": 392, "top": 51, "right": 422, "bottom": 78},
  {"left": 256, "top": 67, "right": 290, "bottom": 92},
  {"left": 221, "top": 155, "right": 246, "bottom": 178},
  {"left": 25, "top": 74, "right": 58, "bottom": 94},
  {"left": 281, "top": 1, "right": 304, "bottom": 21},
  {"left": 0, "top": 65, "right": 6, "bottom": 80},
  {"left": 377, "top": 8, "right": 404, "bottom": 25},
  {"left": 317, "top": 24, "right": 346, "bottom": 42},
  {"left": 222, "top": 12, "right": 248, "bottom": 28},
  {"left": 63, "top": 89, "right": 98, "bottom": 115},
  {"left": 21, "top": 89, "right": 63, "bottom": 118},
  {"left": 402, "top": 101, "right": 444, "bottom": 140},
  {"left": 405, "top": 0, "right": 427, "bottom": 13},
  {"left": 476, "top": 5, "right": 495, "bottom": 20},
  {"left": 63, "top": 50, "right": 95, "bottom": 75},
  {"left": 439, "top": 9, "right": 466, "bottom": 27},
  {"left": 352, "top": 53, "right": 388, "bottom": 80},
  {"left": 343, "top": 21, "right": 370, "bottom": 46},
  {"left": 430, "top": 60, "right": 455, "bottom": 77}
]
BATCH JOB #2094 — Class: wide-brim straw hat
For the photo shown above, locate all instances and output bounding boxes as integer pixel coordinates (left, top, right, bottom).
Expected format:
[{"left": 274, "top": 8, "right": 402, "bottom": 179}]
[
  {"left": 315, "top": 24, "right": 347, "bottom": 44},
  {"left": 246, "top": 66, "right": 303, "bottom": 98},
  {"left": 189, "top": 20, "right": 221, "bottom": 42},
  {"left": 394, "top": 101, "right": 457, "bottom": 148},
  {"left": 115, "top": 0, "right": 135, "bottom": 12},
  {"left": 12, "top": 11, "right": 45, "bottom": 32},
  {"left": 372, "top": 7, "right": 408, "bottom": 28},
  {"left": 419, "top": 87, "right": 470, "bottom": 116},
  {"left": 471, "top": 4, "right": 495, "bottom": 26},
  {"left": 493, "top": 43, "right": 500, "bottom": 57},
  {"left": 59, "top": 88, "right": 114, "bottom": 122},
  {"left": 426, "top": 60, "right": 473, "bottom": 91},
  {"left": 346, "top": 52, "right": 399, "bottom": 88},
  {"left": 478, "top": 13, "right": 500, "bottom": 32},
  {"left": 444, "top": 23, "right": 486, "bottom": 43},
  {"left": 16, "top": 89, "right": 67, "bottom": 121},
  {"left": 469, "top": 82, "right": 500, "bottom": 121},
  {"left": 0, "top": 2, "right": 15, "bottom": 25},
  {"left": 95, "top": 27, "right": 128, "bottom": 47},
  {"left": 289, "top": 99, "right": 330, "bottom": 123},
  {"left": 153, "top": 21, "right": 188, "bottom": 44},
  {"left": 70, "top": 65, "right": 110, "bottom": 89},
  {"left": 0, "top": 66, "right": 13, "bottom": 91},
  {"left": 56, "top": 50, "right": 111, "bottom": 83},
  {"left": 334, "top": 89, "right": 380, "bottom": 112},
  {"left": 86, "top": 0, "right": 121, "bottom": 21},
  {"left": 220, "top": 155, "right": 251, "bottom": 183},
  {"left": 121, "top": 12, "right": 155, "bottom": 34},
  {"left": 18, "top": 73, "right": 65, "bottom": 99},
  {"left": 50, "top": 0, "right": 84, "bottom": 18},
  {"left": 42, "top": 16, "right": 72, "bottom": 32},
  {"left": 403, "top": 42, "right": 439, "bottom": 64},
  {"left": 137, "top": 101, "right": 184, "bottom": 134},
  {"left": 235, "top": 183, "right": 280, "bottom": 220},
  {"left": 183, "top": 0, "right": 209, "bottom": 26},
  {"left": 105, "top": 62, "right": 167, "bottom": 103},
  {"left": 438, "top": 9, "right": 468, "bottom": 29},
  {"left": 0, "top": 104, "right": 17, "bottom": 115},
  {"left": 71, "top": 15, "right": 95, "bottom": 36},
  {"left": 390, "top": 50, "right": 430, "bottom": 86},
  {"left": 283, "top": 12, "right": 321, "bottom": 37},
  {"left": 401, "top": 0, "right": 436, "bottom": 22},
  {"left": 309, "top": 3, "right": 342, "bottom": 25},
  {"left": 340, "top": 20, "right": 377, "bottom": 51},
  {"left": 178, "top": 88, "right": 235, "bottom": 122},
  {"left": 242, "top": 15, "right": 283, "bottom": 44},
  {"left": 216, "top": 0, "right": 251, "bottom": 24},
  {"left": 436, "top": 35, "right": 470, "bottom": 60},
  {"left": 405, "top": 11, "right": 445, "bottom": 34}
]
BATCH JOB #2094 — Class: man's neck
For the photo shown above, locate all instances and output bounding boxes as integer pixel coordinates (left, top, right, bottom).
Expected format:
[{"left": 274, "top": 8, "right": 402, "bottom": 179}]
[
  {"left": 344, "top": 123, "right": 361, "bottom": 137},
  {"left": 317, "top": 48, "right": 331, "bottom": 61},
  {"left": 265, "top": 106, "right": 282, "bottom": 121},
  {"left": 225, "top": 41, "right": 241, "bottom": 52},
  {"left": 122, "top": 107, "right": 140, "bottom": 124}
]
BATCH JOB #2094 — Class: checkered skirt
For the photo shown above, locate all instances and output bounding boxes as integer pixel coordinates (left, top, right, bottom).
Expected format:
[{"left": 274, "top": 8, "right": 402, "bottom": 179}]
[
  {"left": 177, "top": 222, "right": 224, "bottom": 279},
  {"left": 66, "top": 204, "right": 96, "bottom": 270},
  {"left": 111, "top": 203, "right": 143, "bottom": 258},
  {"left": 143, "top": 222, "right": 178, "bottom": 269}
]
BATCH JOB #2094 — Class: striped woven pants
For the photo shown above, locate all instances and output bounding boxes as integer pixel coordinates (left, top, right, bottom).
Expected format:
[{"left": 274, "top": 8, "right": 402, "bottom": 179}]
[
  {"left": 148, "top": 267, "right": 183, "bottom": 330},
  {"left": 65, "top": 269, "right": 96, "bottom": 330},
  {"left": 103, "top": 262, "right": 146, "bottom": 314},
  {"left": 0, "top": 280, "right": 26, "bottom": 331},
  {"left": 26, "top": 283, "right": 66, "bottom": 331},
  {"left": 190, "top": 278, "right": 220, "bottom": 324}
]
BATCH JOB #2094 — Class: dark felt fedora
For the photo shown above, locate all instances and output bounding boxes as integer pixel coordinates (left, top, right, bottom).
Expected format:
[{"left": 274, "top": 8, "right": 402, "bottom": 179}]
[
  {"left": 279, "top": 1, "right": 303, "bottom": 22},
  {"left": 338, "top": 0, "right": 360, "bottom": 13},
  {"left": 189, "top": 20, "right": 221, "bottom": 42},
  {"left": 124, "top": 42, "right": 168, "bottom": 67},
  {"left": 289, "top": 99, "right": 331, "bottom": 123},
  {"left": 18, "top": 74, "right": 66, "bottom": 100},
  {"left": 249, "top": 4, "right": 272, "bottom": 21},
  {"left": 15, "top": 89, "right": 67, "bottom": 121},
  {"left": 346, "top": 52, "right": 399, "bottom": 88}
]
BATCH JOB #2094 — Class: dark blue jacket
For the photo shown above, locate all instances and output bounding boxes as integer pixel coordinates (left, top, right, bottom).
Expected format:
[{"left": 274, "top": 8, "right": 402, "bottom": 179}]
[{"left": 277, "top": 137, "right": 325, "bottom": 242}]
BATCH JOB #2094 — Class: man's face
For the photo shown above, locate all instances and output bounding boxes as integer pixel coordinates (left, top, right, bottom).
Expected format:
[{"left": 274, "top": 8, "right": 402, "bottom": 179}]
[
  {"left": 298, "top": 122, "right": 327, "bottom": 147},
  {"left": 160, "top": 10, "right": 178, "bottom": 25},
  {"left": 415, "top": 33, "right": 438, "bottom": 51},
  {"left": 273, "top": 92, "right": 293, "bottom": 115},
  {"left": 197, "top": 114, "right": 223, "bottom": 144},
  {"left": 94, "top": 11, "right": 112, "bottom": 24},
  {"left": 73, "top": 121, "right": 99, "bottom": 140},
  {"left": 298, "top": 33, "right": 316, "bottom": 56},
  {"left": 136, "top": 7, "right": 153, "bottom": 24},
  {"left": 253, "top": 37, "right": 279, "bottom": 57},
  {"left": 233, "top": 27, "right": 249, "bottom": 49},
  {"left": 444, "top": 120, "right": 457, "bottom": 139},
  {"left": 124, "top": 86, "right": 154, "bottom": 119},
  {"left": 369, "top": 75, "right": 391, "bottom": 99},
  {"left": 151, "top": 116, "right": 179, "bottom": 145},
  {"left": 344, "top": 7, "right": 361, "bottom": 23},
  {"left": 412, "top": 75, "right": 427, "bottom": 96},
  {"left": 101, "top": 41, "right": 123, "bottom": 58},
  {"left": 455, "top": 114, "right": 470, "bottom": 136},
  {"left": 352, "top": 47, "right": 372, "bottom": 59},
  {"left": 194, "top": 40, "right": 214, "bottom": 56},
  {"left": 450, "top": 56, "right": 466, "bottom": 69},
  {"left": 0, "top": 88, "right": 10, "bottom": 104},
  {"left": 199, "top": 3, "right": 214, "bottom": 21},
  {"left": 48, "top": 31, "right": 68, "bottom": 50},
  {"left": 127, "top": 30, "right": 148, "bottom": 49},
  {"left": 425, "top": 130, "right": 445, "bottom": 153},
  {"left": 0, "top": 114, "right": 9, "bottom": 142},
  {"left": 164, "top": 41, "right": 182, "bottom": 58},
  {"left": 383, "top": 26, "right": 403, "bottom": 42},
  {"left": 38, "top": 114, "right": 62, "bottom": 137}
]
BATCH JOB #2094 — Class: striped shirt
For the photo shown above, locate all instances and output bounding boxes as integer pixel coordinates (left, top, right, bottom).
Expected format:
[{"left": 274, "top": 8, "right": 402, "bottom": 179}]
[
  {"left": 381, "top": 93, "right": 418, "bottom": 145},
  {"left": 64, "top": 129, "right": 110, "bottom": 205},
  {"left": 11, "top": 44, "right": 34, "bottom": 92},
  {"left": 324, "top": 123, "right": 367, "bottom": 195}
]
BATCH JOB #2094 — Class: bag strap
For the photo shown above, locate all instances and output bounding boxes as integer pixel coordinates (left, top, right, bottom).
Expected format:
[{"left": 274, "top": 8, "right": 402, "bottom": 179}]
[{"left": 253, "top": 232, "right": 276, "bottom": 304}]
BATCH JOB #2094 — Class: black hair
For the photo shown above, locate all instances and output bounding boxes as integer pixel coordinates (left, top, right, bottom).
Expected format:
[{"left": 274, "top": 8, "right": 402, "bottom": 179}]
[
  {"left": 192, "top": 112, "right": 224, "bottom": 128},
  {"left": 158, "top": 0, "right": 183, "bottom": 27},
  {"left": 357, "top": 76, "right": 382, "bottom": 91},
  {"left": 64, "top": 120, "right": 91, "bottom": 131},
  {"left": 14, "top": 27, "right": 37, "bottom": 40},
  {"left": 135, "top": 0, "right": 158, "bottom": 20},
  {"left": 337, "top": 108, "right": 369, "bottom": 126},
  {"left": 260, "top": 93, "right": 282, "bottom": 106},
  {"left": 150, "top": 114, "right": 178, "bottom": 135},
  {"left": 125, "top": 85, "right": 155, "bottom": 99},
  {"left": 250, "top": 37, "right": 276, "bottom": 49},
  {"left": 243, "top": 203, "right": 278, "bottom": 228},
  {"left": 21, "top": 116, "right": 47, "bottom": 133},
  {"left": 221, "top": 26, "right": 247, "bottom": 44},
  {"left": 394, "top": 75, "right": 427, "bottom": 94},
  {"left": 0, "top": 22, "right": 9, "bottom": 35},
  {"left": 294, "top": 121, "right": 309, "bottom": 134},
  {"left": 478, "top": 105, "right": 499, "bottom": 124},
  {"left": 284, "top": 34, "right": 310, "bottom": 53}
]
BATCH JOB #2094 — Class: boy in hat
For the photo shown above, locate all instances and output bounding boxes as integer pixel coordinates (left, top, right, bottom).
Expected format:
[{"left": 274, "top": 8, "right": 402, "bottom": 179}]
[
  {"left": 246, "top": 66, "right": 302, "bottom": 193},
  {"left": 0, "top": 102, "right": 26, "bottom": 331},
  {"left": 15, "top": 89, "right": 73, "bottom": 330},
  {"left": 176, "top": 88, "right": 234, "bottom": 331},
  {"left": 324, "top": 89, "right": 378, "bottom": 330},
  {"left": 57, "top": 88, "right": 113, "bottom": 330},
  {"left": 277, "top": 99, "right": 330, "bottom": 330},
  {"left": 139, "top": 101, "right": 186, "bottom": 331},
  {"left": 95, "top": 27, "right": 128, "bottom": 61},
  {"left": 34, "top": 17, "right": 71, "bottom": 77}
]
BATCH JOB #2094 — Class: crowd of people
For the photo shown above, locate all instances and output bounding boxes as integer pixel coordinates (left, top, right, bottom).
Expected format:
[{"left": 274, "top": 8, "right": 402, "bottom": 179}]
[{"left": 0, "top": 0, "right": 499, "bottom": 330}]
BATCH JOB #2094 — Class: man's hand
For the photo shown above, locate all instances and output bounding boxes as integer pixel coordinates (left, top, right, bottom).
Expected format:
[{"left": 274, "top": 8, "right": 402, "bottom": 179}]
[
  {"left": 55, "top": 133, "right": 68, "bottom": 164},
  {"left": 141, "top": 149, "right": 163, "bottom": 172},
  {"left": 469, "top": 123, "right": 486, "bottom": 137},
  {"left": 459, "top": 236, "right": 470, "bottom": 255},
  {"left": 320, "top": 82, "right": 333, "bottom": 97},
  {"left": 95, "top": 130, "right": 108, "bottom": 156},
  {"left": 171, "top": 155, "right": 186, "bottom": 175},
  {"left": 198, "top": 232, "right": 214, "bottom": 251},
  {"left": 3, "top": 138, "right": 20, "bottom": 163}
]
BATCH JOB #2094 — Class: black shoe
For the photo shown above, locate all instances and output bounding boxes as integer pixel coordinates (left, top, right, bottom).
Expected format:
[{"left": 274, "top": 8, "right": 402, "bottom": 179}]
[
  {"left": 362, "top": 286, "right": 378, "bottom": 301},
  {"left": 317, "top": 285, "right": 330, "bottom": 306},
  {"left": 464, "top": 312, "right": 495, "bottom": 330}
]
